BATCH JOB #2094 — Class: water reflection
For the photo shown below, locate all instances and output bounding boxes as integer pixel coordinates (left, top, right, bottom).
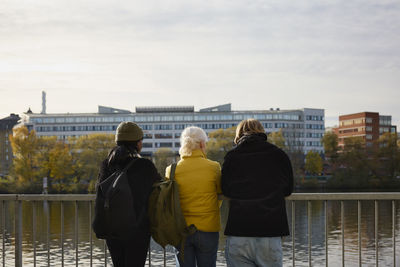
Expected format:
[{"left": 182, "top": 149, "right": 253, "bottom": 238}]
[{"left": 0, "top": 200, "right": 399, "bottom": 266}]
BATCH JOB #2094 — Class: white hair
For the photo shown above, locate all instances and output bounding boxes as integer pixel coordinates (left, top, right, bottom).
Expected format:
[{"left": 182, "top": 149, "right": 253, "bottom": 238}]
[{"left": 179, "top": 126, "right": 208, "bottom": 156}]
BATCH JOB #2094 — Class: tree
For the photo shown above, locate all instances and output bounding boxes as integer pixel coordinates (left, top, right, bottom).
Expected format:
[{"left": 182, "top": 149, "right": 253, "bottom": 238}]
[
  {"left": 305, "top": 151, "right": 323, "bottom": 175},
  {"left": 321, "top": 131, "right": 339, "bottom": 162},
  {"left": 9, "top": 126, "right": 41, "bottom": 190},
  {"left": 376, "top": 132, "right": 400, "bottom": 180},
  {"left": 268, "top": 129, "right": 286, "bottom": 150},
  {"left": 71, "top": 134, "right": 115, "bottom": 193},
  {"left": 328, "top": 136, "right": 374, "bottom": 188},
  {"left": 206, "top": 127, "right": 236, "bottom": 164},
  {"left": 35, "top": 136, "right": 57, "bottom": 187},
  {"left": 48, "top": 141, "right": 74, "bottom": 192},
  {"left": 153, "top": 148, "right": 176, "bottom": 177}
]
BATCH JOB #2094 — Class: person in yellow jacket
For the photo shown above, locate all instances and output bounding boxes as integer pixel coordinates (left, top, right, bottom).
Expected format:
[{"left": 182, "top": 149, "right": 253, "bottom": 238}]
[{"left": 166, "top": 126, "right": 222, "bottom": 267}]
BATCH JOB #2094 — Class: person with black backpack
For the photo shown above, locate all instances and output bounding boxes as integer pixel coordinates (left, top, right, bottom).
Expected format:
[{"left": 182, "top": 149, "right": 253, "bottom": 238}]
[{"left": 95, "top": 121, "right": 162, "bottom": 267}]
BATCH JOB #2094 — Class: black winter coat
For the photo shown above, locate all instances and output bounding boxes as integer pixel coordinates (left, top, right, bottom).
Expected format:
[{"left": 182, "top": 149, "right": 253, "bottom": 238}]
[
  {"left": 98, "top": 145, "right": 162, "bottom": 236},
  {"left": 221, "top": 133, "right": 293, "bottom": 237}
]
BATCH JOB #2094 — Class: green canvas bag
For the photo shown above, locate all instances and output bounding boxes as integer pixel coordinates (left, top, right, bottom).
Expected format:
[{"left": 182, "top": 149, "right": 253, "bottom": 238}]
[{"left": 148, "top": 163, "right": 196, "bottom": 255}]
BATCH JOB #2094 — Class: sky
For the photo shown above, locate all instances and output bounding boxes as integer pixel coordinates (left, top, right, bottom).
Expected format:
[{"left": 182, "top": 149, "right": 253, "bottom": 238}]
[{"left": 1, "top": 0, "right": 399, "bottom": 127}]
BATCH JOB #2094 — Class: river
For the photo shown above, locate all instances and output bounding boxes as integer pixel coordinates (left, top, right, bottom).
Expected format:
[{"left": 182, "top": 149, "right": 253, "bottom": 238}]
[{"left": 0, "top": 199, "right": 399, "bottom": 266}]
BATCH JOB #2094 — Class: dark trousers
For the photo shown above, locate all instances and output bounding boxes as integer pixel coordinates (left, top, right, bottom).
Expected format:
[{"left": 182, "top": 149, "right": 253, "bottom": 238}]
[
  {"left": 175, "top": 231, "right": 219, "bottom": 267},
  {"left": 106, "top": 233, "right": 150, "bottom": 267}
]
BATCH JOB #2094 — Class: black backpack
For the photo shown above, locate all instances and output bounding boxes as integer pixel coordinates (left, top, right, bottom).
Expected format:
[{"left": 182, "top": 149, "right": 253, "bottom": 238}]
[{"left": 92, "top": 158, "right": 143, "bottom": 240}]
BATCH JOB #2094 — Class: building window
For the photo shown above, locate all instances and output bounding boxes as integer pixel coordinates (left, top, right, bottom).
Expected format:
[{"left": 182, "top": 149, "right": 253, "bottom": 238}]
[
  {"left": 175, "top": 124, "right": 185, "bottom": 130},
  {"left": 366, "top": 134, "right": 373, "bottom": 140},
  {"left": 155, "top": 125, "right": 173, "bottom": 130},
  {"left": 142, "top": 143, "right": 153, "bottom": 148},
  {"left": 139, "top": 124, "right": 153, "bottom": 130},
  {"left": 155, "top": 133, "right": 173, "bottom": 139},
  {"left": 366, "top": 117, "right": 373, "bottom": 123},
  {"left": 156, "top": 142, "right": 173, "bottom": 148},
  {"left": 175, "top": 142, "right": 180, "bottom": 147},
  {"left": 263, "top": 123, "right": 273, "bottom": 128},
  {"left": 144, "top": 133, "right": 153, "bottom": 139}
]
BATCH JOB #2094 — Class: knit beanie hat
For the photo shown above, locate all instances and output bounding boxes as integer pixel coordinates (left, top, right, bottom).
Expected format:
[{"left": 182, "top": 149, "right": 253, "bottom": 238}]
[{"left": 115, "top": 122, "right": 143, "bottom": 142}]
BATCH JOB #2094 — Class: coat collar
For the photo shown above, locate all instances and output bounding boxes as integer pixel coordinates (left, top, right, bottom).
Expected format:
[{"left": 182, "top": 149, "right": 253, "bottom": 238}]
[{"left": 181, "top": 149, "right": 206, "bottom": 159}]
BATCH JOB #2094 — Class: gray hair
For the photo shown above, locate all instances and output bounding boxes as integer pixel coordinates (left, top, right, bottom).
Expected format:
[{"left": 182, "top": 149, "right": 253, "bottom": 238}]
[{"left": 179, "top": 126, "right": 208, "bottom": 156}]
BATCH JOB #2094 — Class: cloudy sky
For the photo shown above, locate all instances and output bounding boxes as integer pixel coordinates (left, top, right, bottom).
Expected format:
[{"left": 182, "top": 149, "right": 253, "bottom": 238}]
[{"left": 1, "top": 0, "right": 399, "bottom": 127}]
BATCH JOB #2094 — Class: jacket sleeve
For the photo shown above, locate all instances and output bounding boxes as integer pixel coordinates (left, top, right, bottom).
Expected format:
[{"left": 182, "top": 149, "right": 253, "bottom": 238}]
[
  {"left": 215, "top": 163, "right": 222, "bottom": 195},
  {"left": 221, "top": 153, "right": 232, "bottom": 197},
  {"left": 142, "top": 159, "right": 162, "bottom": 185},
  {"left": 281, "top": 152, "right": 294, "bottom": 197}
]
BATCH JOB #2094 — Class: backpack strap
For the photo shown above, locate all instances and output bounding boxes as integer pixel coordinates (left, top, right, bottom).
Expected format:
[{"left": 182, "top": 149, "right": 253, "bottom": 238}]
[
  {"left": 122, "top": 157, "right": 138, "bottom": 172},
  {"left": 169, "top": 163, "right": 177, "bottom": 181}
]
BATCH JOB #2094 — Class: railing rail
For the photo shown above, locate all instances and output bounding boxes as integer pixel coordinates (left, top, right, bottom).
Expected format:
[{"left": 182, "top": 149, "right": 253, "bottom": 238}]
[{"left": 1, "top": 193, "right": 400, "bottom": 267}]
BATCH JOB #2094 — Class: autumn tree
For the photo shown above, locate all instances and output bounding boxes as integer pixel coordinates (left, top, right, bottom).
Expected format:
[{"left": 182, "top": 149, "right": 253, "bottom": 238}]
[
  {"left": 9, "top": 126, "right": 41, "bottom": 191},
  {"left": 48, "top": 141, "right": 74, "bottom": 192},
  {"left": 71, "top": 134, "right": 115, "bottom": 192},
  {"left": 153, "top": 148, "right": 176, "bottom": 177},
  {"left": 376, "top": 132, "right": 400, "bottom": 180},
  {"left": 321, "top": 131, "right": 339, "bottom": 163},
  {"left": 35, "top": 136, "right": 57, "bottom": 185},
  {"left": 305, "top": 151, "right": 323, "bottom": 175},
  {"left": 268, "top": 129, "right": 286, "bottom": 150},
  {"left": 206, "top": 127, "right": 236, "bottom": 164},
  {"left": 327, "top": 137, "right": 374, "bottom": 188}
]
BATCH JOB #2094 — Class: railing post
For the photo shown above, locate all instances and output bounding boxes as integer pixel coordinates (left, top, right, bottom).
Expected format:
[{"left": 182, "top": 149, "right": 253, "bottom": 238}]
[
  {"left": 61, "top": 201, "right": 64, "bottom": 267},
  {"left": 89, "top": 201, "right": 93, "bottom": 267},
  {"left": 325, "top": 200, "right": 328, "bottom": 267},
  {"left": 46, "top": 200, "right": 50, "bottom": 267},
  {"left": 308, "top": 200, "right": 312, "bottom": 267},
  {"left": 75, "top": 201, "right": 79, "bottom": 267},
  {"left": 292, "top": 201, "right": 295, "bottom": 267},
  {"left": 358, "top": 200, "right": 361, "bottom": 267},
  {"left": 163, "top": 248, "right": 166, "bottom": 267},
  {"left": 32, "top": 201, "right": 36, "bottom": 267},
  {"left": 341, "top": 201, "right": 344, "bottom": 267},
  {"left": 393, "top": 200, "right": 396, "bottom": 267},
  {"left": 104, "top": 240, "right": 107, "bottom": 267},
  {"left": 148, "top": 245, "right": 151, "bottom": 267},
  {"left": 2, "top": 200, "right": 6, "bottom": 267},
  {"left": 375, "top": 200, "right": 379, "bottom": 267},
  {"left": 14, "top": 200, "right": 22, "bottom": 267}
]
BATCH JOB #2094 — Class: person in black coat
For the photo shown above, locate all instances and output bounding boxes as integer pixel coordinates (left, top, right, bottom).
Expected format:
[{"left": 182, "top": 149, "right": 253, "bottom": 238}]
[
  {"left": 97, "top": 122, "right": 162, "bottom": 267},
  {"left": 221, "top": 119, "right": 293, "bottom": 267}
]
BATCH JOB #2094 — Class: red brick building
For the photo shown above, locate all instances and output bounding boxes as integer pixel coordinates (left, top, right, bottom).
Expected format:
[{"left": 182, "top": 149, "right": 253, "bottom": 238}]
[{"left": 334, "top": 112, "right": 396, "bottom": 149}]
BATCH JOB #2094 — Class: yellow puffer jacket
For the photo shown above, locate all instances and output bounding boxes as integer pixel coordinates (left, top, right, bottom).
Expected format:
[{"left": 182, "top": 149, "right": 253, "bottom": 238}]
[{"left": 166, "top": 149, "right": 222, "bottom": 232}]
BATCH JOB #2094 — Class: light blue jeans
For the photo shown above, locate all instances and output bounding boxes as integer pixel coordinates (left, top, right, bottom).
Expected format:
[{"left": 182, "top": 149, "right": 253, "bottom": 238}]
[
  {"left": 175, "top": 231, "right": 219, "bottom": 267},
  {"left": 225, "top": 236, "right": 282, "bottom": 267}
]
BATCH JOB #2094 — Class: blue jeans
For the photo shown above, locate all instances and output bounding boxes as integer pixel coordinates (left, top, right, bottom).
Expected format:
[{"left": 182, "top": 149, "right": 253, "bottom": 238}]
[
  {"left": 225, "top": 236, "right": 282, "bottom": 267},
  {"left": 175, "top": 231, "right": 219, "bottom": 267}
]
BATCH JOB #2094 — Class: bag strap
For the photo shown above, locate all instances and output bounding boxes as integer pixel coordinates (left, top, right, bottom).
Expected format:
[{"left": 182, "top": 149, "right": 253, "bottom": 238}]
[
  {"left": 122, "top": 157, "right": 139, "bottom": 172},
  {"left": 169, "top": 163, "right": 177, "bottom": 181}
]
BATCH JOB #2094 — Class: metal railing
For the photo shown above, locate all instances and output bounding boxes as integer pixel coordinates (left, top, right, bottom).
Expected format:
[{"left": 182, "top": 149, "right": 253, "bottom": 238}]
[{"left": 1, "top": 193, "right": 400, "bottom": 267}]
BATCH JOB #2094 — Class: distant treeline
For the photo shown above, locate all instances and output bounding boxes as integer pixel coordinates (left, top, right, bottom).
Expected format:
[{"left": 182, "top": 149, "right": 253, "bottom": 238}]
[{"left": 1, "top": 127, "right": 399, "bottom": 193}]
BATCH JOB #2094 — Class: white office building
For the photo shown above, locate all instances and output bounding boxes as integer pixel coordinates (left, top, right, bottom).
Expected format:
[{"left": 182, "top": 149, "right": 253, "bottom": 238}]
[{"left": 19, "top": 104, "right": 325, "bottom": 155}]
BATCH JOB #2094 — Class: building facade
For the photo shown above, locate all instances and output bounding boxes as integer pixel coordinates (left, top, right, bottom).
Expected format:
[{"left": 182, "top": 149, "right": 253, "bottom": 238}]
[
  {"left": 0, "top": 114, "right": 20, "bottom": 176},
  {"left": 19, "top": 104, "right": 325, "bottom": 156},
  {"left": 335, "top": 112, "right": 397, "bottom": 149}
]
